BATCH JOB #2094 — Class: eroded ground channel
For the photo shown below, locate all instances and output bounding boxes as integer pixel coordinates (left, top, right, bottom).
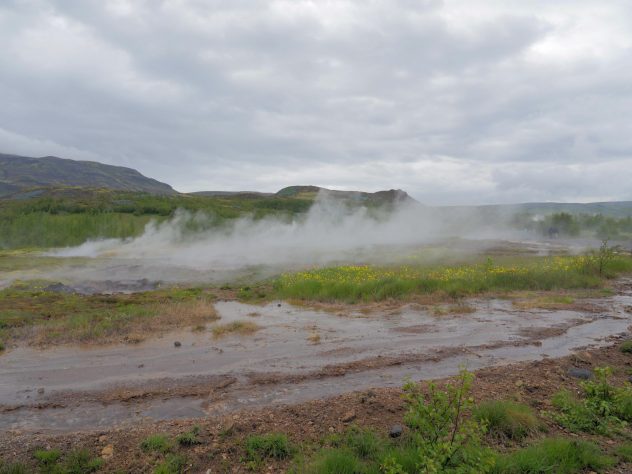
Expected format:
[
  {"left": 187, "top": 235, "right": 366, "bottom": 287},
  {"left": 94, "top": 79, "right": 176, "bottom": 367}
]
[{"left": 2, "top": 278, "right": 631, "bottom": 433}]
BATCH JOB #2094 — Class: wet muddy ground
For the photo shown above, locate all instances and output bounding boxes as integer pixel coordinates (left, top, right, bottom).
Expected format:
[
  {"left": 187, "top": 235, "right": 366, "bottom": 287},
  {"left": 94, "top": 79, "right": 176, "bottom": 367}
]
[{"left": 2, "top": 278, "right": 632, "bottom": 432}]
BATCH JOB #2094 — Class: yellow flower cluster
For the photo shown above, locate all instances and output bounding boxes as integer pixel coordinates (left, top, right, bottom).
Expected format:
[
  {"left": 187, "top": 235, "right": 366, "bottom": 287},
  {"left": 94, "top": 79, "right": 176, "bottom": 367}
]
[
  {"left": 278, "top": 256, "right": 592, "bottom": 288},
  {"left": 278, "top": 265, "right": 421, "bottom": 286}
]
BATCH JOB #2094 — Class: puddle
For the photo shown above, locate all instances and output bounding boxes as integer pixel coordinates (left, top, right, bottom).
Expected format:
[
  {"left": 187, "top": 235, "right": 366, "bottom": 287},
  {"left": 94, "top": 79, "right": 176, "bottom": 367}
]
[{"left": 2, "top": 278, "right": 631, "bottom": 432}]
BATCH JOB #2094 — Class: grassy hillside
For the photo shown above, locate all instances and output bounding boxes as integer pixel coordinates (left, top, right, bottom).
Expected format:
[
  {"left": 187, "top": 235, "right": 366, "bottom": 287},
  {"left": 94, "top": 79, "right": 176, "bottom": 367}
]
[
  {"left": 0, "top": 153, "right": 174, "bottom": 196},
  {"left": 0, "top": 187, "right": 314, "bottom": 249}
]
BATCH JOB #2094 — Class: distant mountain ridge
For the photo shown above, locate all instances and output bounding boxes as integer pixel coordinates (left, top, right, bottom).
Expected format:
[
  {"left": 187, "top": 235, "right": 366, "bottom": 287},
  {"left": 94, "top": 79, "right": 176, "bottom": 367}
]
[{"left": 0, "top": 153, "right": 175, "bottom": 196}]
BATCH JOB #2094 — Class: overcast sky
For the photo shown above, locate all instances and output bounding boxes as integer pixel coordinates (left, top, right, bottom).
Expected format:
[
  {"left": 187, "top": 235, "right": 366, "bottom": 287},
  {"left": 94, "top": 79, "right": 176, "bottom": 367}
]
[{"left": 1, "top": 0, "right": 632, "bottom": 204}]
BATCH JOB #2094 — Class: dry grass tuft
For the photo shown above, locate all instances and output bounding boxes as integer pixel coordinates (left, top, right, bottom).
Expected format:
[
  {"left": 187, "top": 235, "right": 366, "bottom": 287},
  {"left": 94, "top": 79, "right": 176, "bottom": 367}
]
[
  {"left": 432, "top": 303, "right": 476, "bottom": 316},
  {"left": 211, "top": 320, "right": 261, "bottom": 338},
  {"left": 307, "top": 331, "right": 321, "bottom": 344}
]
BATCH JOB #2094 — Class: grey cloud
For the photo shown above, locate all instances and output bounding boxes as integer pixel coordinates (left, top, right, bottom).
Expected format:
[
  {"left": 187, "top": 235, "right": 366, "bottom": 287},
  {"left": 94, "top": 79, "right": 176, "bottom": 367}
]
[{"left": 0, "top": 0, "right": 631, "bottom": 203}]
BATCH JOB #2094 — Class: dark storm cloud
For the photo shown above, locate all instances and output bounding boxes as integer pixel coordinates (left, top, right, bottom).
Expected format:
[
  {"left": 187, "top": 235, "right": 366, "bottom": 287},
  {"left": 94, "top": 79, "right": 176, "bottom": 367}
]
[{"left": 1, "top": 0, "right": 631, "bottom": 204}]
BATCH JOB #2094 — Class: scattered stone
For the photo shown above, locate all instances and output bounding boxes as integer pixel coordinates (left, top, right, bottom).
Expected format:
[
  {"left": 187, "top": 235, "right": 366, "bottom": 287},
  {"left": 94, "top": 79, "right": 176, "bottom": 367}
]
[
  {"left": 37, "top": 387, "right": 45, "bottom": 394},
  {"left": 174, "top": 341, "right": 182, "bottom": 347},
  {"left": 389, "top": 425, "right": 403, "bottom": 438},
  {"left": 568, "top": 367, "right": 592, "bottom": 380},
  {"left": 137, "top": 364, "right": 144, "bottom": 368},
  {"left": 277, "top": 303, "right": 282, "bottom": 307},
  {"left": 341, "top": 410, "right": 356, "bottom": 423},
  {"left": 101, "top": 445, "right": 114, "bottom": 460}
]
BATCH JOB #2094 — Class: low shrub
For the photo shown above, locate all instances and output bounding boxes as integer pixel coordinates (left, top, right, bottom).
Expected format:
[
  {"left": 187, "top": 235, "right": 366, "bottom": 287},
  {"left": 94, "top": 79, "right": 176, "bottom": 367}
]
[
  {"left": 140, "top": 434, "right": 173, "bottom": 454},
  {"left": 493, "top": 438, "right": 615, "bottom": 473},
  {"left": 245, "top": 433, "right": 292, "bottom": 461},
  {"left": 474, "top": 400, "right": 540, "bottom": 441}
]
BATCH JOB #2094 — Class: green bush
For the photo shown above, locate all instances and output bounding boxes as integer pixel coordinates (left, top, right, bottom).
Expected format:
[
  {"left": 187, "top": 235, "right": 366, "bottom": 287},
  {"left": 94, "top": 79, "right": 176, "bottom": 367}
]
[
  {"left": 382, "top": 370, "right": 495, "bottom": 473},
  {"left": 140, "top": 434, "right": 173, "bottom": 454},
  {"left": 474, "top": 400, "right": 540, "bottom": 441},
  {"left": 493, "top": 438, "right": 614, "bottom": 473},
  {"left": 552, "top": 367, "right": 632, "bottom": 434},
  {"left": 245, "top": 433, "right": 292, "bottom": 461},
  {"left": 620, "top": 340, "right": 632, "bottom": 354}
]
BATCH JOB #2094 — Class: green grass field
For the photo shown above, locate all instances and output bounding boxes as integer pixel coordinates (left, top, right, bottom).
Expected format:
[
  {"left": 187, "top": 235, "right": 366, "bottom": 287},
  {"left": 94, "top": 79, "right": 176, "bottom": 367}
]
[{"left": 274, "top": 254, "right": 632, "bottom": 303}]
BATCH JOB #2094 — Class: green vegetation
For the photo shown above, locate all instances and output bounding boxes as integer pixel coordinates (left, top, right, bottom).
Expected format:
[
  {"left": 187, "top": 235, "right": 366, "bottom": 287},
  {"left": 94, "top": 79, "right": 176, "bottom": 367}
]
[
  {"left": 141, "top": 434, "right": 174, "bottom": 454},
  {"left": 32, "top": 449, "right": 103, "bottom": 474},
  {"left": 0, "top": 283, "right": 217, "bottom": 346},
  {"left": 620, "top": 340, "right": 632, "bottom": 354},
  {"left": 552, "top": 367, "right": 632, "bottom": 434},
  {"left": 34, "top": 449, "right": 61, "bottom": 466},
  {"left": 303, "top": 370, "right": 495, "bottom": 473},
  {"left": 615, "top": 442, "right": 632, "bottom": 462},
  {"left": 515, "top": 211, "right": 632, "bottom": 239},
  {"left": 492, "top": 438, "right": 615, "bottom": 474},
  {"left": 473, "top": 401, "right": 541, "bottom": 441},
  {"left": 275, "top": 254, "right": 632, "bottom": 303},
  {"left": 245, "top": 433, "right": 293, "bottom": 461},
  {"left": 0, "top": 188, "right": 313, "bottom": 249},
  {"left": 0, "top": 462, "right": 28, "bottom": 474},
  {"left": 176, "top": 426, "right": 202, "bottom": 447},
  {"left": 153, "top": 454, "right": 187, "bottom": 474}
]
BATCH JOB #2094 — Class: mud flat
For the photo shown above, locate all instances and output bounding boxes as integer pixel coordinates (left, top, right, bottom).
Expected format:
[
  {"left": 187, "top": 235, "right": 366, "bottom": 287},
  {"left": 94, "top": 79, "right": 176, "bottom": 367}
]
[{"left": 2, "top": 278, "right": 631, "bottom": 433}]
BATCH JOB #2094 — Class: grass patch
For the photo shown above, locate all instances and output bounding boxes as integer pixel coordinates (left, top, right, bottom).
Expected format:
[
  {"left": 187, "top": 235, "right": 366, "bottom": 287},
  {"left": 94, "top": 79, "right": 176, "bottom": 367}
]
[
  {"left": 0, "top": 462, "right": 28, "bottom": 474},
  {"left": 474, "top": 400, "right": 541, "bottom": 441},
  {"left": 274, "top": 254, "right": 632, "bottom": 303},
  {"left": 620, "top": 340, "right": 632, "bottom": 354},
  {"left": 615, "top": 442, "right": 632, "bottom": 462},
  {"left": 176, "top": 426, "right": 201, "bottom": 447},
  {"left": 308, "top": 449, "right": 361, "bottom": 474},
  {"left": 245, "top": 433, "right": 292, "bottom": 461},
  {"left": 153, "top": 454, "right": 188, "bottom": 474},
  {"left": 140, "top": 434, "right": 173, "bottom": 454},
  {"left": 0, "top": 284, "right": 218, "bottom": 346},
  {"left": 34, "top": 449, "right": 61, "bottom": 466},
  {"left": 493, "top": 438, "right": 615, "bottom": 473},
  {"left": 211, "top": 320, "right": 260, "bottom": 338}
]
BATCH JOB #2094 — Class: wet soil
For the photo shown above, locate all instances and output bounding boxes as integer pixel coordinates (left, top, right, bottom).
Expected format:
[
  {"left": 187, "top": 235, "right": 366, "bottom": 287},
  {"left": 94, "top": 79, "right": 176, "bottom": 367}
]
[
  {"left": 2, "top": 278, "right": 631, "bottom": 433},
  {"left": 2, "top": 344, "right": 632, "bottom": 473}
]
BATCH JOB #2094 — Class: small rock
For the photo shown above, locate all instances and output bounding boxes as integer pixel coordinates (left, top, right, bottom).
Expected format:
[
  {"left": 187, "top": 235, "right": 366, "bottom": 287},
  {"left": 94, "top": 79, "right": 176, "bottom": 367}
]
[
  {"left": 174, "top": 341, "right": 182, "bottom": 347},
  {"left": 515, "top": 380, "right": 524, "bottom": 388},
  {"left": 341, "top": 410, "right": 356, "bottom": 423},
  {"left": 277, "top": 303, "right": 282, "bottom": 307},
  {"left": 101, "top": 445, "right": 114, "bottom": 460},
  {"left": 98, "top": 435, "right": 107, "bottom": 443},
  {"left": 568, "top": 367, "right": 592, "bottom": 380},
  {"left": 389, "top": 425, "right": 403, "bottom": 438},
  {"left": 37, "top": 387, "right": 45, "bottom": 394},
  {"left": 328, "top": 426, "right": 335, "bottom": 433},
  {"left": 137, "top": 364, "right": 144, "bottom": 368}
]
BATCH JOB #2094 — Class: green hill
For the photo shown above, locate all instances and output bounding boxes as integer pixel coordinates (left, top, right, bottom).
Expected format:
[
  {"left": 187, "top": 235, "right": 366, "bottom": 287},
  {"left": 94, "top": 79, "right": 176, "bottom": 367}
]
[{"left": 0, "top": 153, "right": 175, "bottom": 197}]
